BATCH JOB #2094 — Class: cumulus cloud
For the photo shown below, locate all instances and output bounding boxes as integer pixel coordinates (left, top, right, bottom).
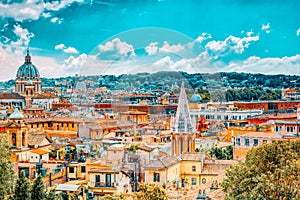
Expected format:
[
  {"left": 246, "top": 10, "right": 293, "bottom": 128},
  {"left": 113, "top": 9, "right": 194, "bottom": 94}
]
[
  {"left": 98, "top": 38, "right": 135, "bottom": 58},
  {"left": 63, "top": 53, "right": 88, "bottom": 72},
  {"left": 205, "top": 35, "right": 259, "bottom": 58},
  {"left": 153, "top": 51, "right": 213, "bottom": 73},
  {"left": 0, "top": 0, "right": 84, "bottom": 21},
  {"left": 261, "top": 23, "right": 271, "bottom": 33},
  {"left": 11, "top": 24, "right": 34, "bottom": 47},
  {"left": 159, "top": 41, "right": 185, "bottom": 53},
  {"left": 144, "top": 41, "right": 185, "bottom": 56},
  {"left": 225, "top": 55, "right": 300, "bottom": 75},
  {"left": 297, "top": 28, "right": 300, "bottom": 36},
  {"left": 145, "top": 42, "right": 159, "bottom": 56},
  {"left": 195, "top": 32, "right": 212, "bottom": 44},
  {"left": 55, "top": 43, "right": 79, "bottom": 54}
]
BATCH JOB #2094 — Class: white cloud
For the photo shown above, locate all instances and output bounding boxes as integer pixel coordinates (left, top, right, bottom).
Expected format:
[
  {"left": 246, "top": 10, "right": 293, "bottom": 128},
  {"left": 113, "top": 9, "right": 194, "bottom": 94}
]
[
  {"left": 55, "top": 43, "right": 79, "bottom": 54},
  {"left": 205, "top": 35, "right": 259, "bottom": 58},
  {"left": 11, "top": 25, "right": 34, "bottom": 46},
  {"left": 63, "top": 47, "right": 79, "bottom": 54},
  {"left": 50, "top": 17, "right": 63, "bottom": 24},
  {"left": 296, "top": 28, "right": 300, "bottom": 36},
  {"left": 153, "top": 56, "right": 174, "bottom": 67},
  {"left": 41, "top": 12, "right": 51, "bottom": 18},
  {"left": 63, "top": 53, "right": 88, "bottom": 72},
  {"left": 261, "top": 23, "right": 271, "bottom": 34},
  {"left": 225, "top": 55, "right": 300, "bottom": 75},
  {"left": 145, "top": 42, "right": 159, "bottom": 55},
  {"left": 98, "top": 38, "right": 135, "bottom": 57},
  {"left": 55, "top": 43, "right": 65, "bottom": 50},
  {"left": 195, "top": 32, "right": 212, "bottom": 44},
  {"left": 159, "top": 41, "right": 185, "bottom": 53},
  {"left": 246, "top": 31, "right": 254, "bottom": 37},
  {"left": 0, "top": 0, "right": 84, "bottom": 22},
  {"left": 153, "top": 52, "right": 214, "bottom": 73}
]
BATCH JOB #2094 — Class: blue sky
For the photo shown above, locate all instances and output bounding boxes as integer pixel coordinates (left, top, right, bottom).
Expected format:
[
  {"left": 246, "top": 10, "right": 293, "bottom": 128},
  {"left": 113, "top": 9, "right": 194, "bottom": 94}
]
[{"left": 0, "top": 0, "right": 299, "bottom": 80}]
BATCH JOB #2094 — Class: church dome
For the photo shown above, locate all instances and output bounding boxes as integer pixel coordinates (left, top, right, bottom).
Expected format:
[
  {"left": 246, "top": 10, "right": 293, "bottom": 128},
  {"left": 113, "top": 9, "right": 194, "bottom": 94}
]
[
  {"left": 190, "top": 93, "right": 202, "bottom": 103},
  {"left": 16, "top": 49, "right": 40, "bottom": 79}
]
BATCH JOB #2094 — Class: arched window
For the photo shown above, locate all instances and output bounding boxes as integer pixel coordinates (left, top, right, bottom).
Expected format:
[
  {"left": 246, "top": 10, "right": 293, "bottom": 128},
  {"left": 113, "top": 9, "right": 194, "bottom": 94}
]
[
  {"left": 12, "top": 133, "right": 16, "bottom": 146},
  {"left": 22, "top": 132, "right": 26, "bottom": 146}
]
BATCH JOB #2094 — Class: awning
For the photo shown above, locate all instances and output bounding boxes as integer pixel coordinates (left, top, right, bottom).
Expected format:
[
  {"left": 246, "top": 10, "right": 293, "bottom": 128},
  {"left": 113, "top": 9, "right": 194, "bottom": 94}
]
[{"left": 55, "top": 184, "right": 80, "bottom": 192}]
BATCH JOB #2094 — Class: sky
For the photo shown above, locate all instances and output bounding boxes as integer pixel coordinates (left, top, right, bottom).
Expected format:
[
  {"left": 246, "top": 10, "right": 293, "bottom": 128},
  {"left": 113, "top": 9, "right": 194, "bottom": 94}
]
[{"left": 0, "top": 0, "right": 300, "bottom": 81}]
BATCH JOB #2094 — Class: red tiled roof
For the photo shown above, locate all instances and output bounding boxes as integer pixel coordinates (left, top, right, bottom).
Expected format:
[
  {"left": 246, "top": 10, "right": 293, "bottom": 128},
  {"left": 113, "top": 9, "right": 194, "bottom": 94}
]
[{"left": 0, "top": 92, "right": 25, "bottom": 99}]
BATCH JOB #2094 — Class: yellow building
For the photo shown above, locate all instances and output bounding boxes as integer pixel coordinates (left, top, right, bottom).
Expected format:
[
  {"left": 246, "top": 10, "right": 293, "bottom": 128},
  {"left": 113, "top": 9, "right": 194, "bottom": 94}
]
[{"left": 86, "top": 163, "right": 132, "bottom": 197}]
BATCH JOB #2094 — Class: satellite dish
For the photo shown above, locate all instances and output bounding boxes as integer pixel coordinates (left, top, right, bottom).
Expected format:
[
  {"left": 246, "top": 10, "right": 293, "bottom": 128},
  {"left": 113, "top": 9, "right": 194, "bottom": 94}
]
[{"left": 34, "top": 144, "right": 39, "bottom": 149}]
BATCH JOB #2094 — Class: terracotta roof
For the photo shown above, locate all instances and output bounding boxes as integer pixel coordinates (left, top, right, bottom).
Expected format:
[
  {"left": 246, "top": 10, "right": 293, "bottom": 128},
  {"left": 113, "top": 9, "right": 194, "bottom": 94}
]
[
  {"left": 30, "top": 149, "right": 49, "bottom": 155},
  {"left": 201, "top": 164, "right": 230, "bottom": 175},
  {"left": 144, "top": 156, "right": 180, "bottom": 169},
  {"left": 27, "top": 133, "right": 51, "bottom": 146},
  {"left": 88, "top": 168, "right": 120, "bottom": 173},
  {"left": 32, "top": 92, "right": 58, "bottom": 99},
  {"left": 0, "top": 92, "right": 25, "bottom": 99},
  {"left": 138, "top": 144, "right": 154, "bottom": 152},
  {"left": 238, "top": 131, "right": 276, "bottom": 138},
  {"left": 180, "top": 152, "right": 205, "bottom": 161}
]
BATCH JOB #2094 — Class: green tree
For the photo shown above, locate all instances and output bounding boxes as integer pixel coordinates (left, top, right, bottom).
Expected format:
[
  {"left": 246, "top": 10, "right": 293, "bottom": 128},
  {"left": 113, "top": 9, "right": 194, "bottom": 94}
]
[
  {"left": 14, "top": 170, "right": 31, "bottom": 200},
  {"left": 209, "top": 145, "right": 233, "bottom": 160},
  {"left": 98, "top": 194, "right": 125, "bottom": 200},
  {"left": 31, "top": 174, "right": 46, "bottom": 200},
  {"left": 46, "top": 190, "right": 56, "bottom": 200},
  {"left": 133, "top": 183, "right": 168, "bottom": 200},
  {"left": 0, "top": 135, "right": 15, "bottom": 199},
  {"left": 222, "top": 140, "right": 300, "bottom": 199}
]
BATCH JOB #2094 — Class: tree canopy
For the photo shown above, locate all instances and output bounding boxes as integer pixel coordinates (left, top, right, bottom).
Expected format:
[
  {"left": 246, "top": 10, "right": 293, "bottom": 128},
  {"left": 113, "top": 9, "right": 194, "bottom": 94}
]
[
  {"left": 133, "top": 183, "right": 168, "bottom": 200},
  {"left": 0, "top": 135, "right": 15, "bottom": 199},
  {"left": 14, "top": 170, "right": 31, "bottom": 200},
  {"left": 31, "top": 174, "right": 46, "bottom": 200},
  {"left": 222, "top": 140, "right": 300, "bottom": 199}
]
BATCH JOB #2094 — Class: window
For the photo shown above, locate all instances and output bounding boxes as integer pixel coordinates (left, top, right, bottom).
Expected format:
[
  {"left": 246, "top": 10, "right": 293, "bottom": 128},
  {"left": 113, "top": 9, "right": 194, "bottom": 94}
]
[
  {"left": 81, "top": 166, "right": 86, "bottom": 173},
  {"left": 69, "top": 167, "right": 74, "bottom": 173},
  {"left": 95, "top": 175, "right": 101, "bottom": 183},
  {"left": 236, "top": 138, "right": 240, "bottom": 146},
  {"left": 202, "top": 178, "right": 206, "bottom": 184},
  {"left": 192, "top": 166, "right": 196, "bottom": 172},
  {"left": 245, "top": 138, "right": 249, "bottom": 146},
  {"left": 191, "top": 178, "right": 197, "bottom": 185},
  {"left": 154, "top": 172, "right": 160, "bottom": 182},
  {"left": 253, "top": 139, "right": 258, "bottom": 147}
]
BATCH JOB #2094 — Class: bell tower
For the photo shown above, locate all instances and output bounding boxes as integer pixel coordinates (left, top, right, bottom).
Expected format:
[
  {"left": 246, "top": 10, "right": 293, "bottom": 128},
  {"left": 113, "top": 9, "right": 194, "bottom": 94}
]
[
  {"left": 6, "top": 107, "right": 28, "bottom": 149},
  {"left": 171, "top": 81, "right": 196, "bottom": 156}
]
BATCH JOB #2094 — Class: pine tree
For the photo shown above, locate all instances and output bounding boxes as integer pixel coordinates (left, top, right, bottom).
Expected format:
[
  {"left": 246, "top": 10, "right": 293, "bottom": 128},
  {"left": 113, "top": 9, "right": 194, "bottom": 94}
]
[
  {"left": 14, "top": 170, "right": 31, "bottom": 200},
  {"left": 46, "top": 190, "right": 56, "bottom": 200},
  {"left": 31, "top": 174, "right": 46, "bottom": 200},
  {"left": 0, "top": 135, "right": 15, "bottom": 199}
]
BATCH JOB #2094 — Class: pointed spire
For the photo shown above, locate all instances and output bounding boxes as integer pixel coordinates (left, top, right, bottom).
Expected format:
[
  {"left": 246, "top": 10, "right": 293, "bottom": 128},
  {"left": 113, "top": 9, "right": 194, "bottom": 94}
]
[
  {"left": 171, "top": 81, "right": 195, "bottom": 134},
  {"left": 25, "top": 47, "right": 31, "bottom": 63}
]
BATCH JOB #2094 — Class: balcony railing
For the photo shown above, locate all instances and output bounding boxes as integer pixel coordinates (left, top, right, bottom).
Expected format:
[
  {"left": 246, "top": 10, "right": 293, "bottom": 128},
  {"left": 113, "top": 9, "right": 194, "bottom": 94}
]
[{"left": 94, "top": 182, "right": 115, "bottom": 188}]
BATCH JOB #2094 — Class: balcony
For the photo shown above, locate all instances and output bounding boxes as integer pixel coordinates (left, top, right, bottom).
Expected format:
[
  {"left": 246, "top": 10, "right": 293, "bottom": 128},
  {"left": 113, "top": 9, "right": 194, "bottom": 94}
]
[{"left": 93, "top": 182, "right": 116, "bottom": 188}]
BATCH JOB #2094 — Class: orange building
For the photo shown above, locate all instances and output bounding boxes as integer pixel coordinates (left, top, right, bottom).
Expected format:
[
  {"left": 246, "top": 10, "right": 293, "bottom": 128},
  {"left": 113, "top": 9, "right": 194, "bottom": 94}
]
[{"left": 234, "top": 101, "right": 300, "bottom": 111}]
